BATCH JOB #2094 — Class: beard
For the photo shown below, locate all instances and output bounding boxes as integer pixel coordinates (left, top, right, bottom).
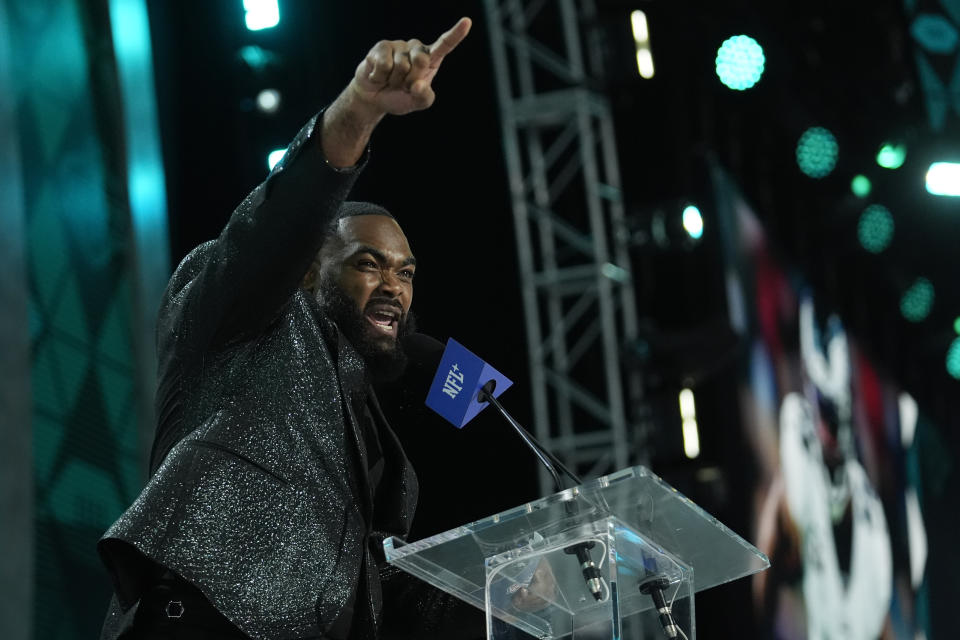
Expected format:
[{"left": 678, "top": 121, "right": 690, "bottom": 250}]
[{"left": 316, "top": 276, "right": 416, "bottom": 383}]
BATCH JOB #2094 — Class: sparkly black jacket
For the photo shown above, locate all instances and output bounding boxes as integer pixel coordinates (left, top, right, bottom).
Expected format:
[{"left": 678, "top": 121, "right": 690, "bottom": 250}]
[{"left": 97, "top": 114, "right": 422, "bottom": 639}]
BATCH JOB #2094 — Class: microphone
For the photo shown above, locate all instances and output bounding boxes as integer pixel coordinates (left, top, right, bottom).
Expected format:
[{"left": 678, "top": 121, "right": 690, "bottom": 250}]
[
  {"left": 401, "top": 334, "right": 579, "bottom": 486},
  {"left": 402, "top": 333, "right": 604, "bottom": 601},
  {"left": 401, "top": 332, "right": 446, "bottom": 368},
  {"left": 404, "top": 334, "right": 514, "bottom": 428},
  {"left": 639, "top": 576, "right": 680, "bottom": 639}
]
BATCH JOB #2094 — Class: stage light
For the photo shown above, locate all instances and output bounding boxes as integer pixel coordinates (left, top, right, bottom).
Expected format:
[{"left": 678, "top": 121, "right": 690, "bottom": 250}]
[
  {"left": 851, "top": 174, "right": 872, "bottom": 197},
  {"left": 876, "top": 142, "right": 907, "bottom": 169},
  {"left": 238, "top": 45, "right": 274, "bottom": 71},
  {"left": 857, "top": 204, "right": 894, "bottom": 253},
  {"left": 954, "top": 317, "right": 960, "bottom": 334},
  {"left": 683, "top": 419, "right": 700, "bottom": 459},
  {"left": 796, "top": 127, "right": 838, "bottom": 178},
  {"left": 244, "top": 0, "right": 279, "bottom": 31},
  {"left": 679, "top": 388, "right": 695, "bottom": 418},
  {"left": 926, "top": 162, "right": 960, "bottom": 196},
  {"left": 900, "top": 277, "right": 935, "bottom": 322},
  {"left": 715, "top": 35, "right": 765, "bottom": 90},
  {"left": 631, "top": 10, "right": 649, "bottom": 42},
  {"left": 631, "top": 10, "right": 655, "bottom": 79},
  {"left": 636, "top": 49, "right": 655, "bottom": 79},
  {"left": 256, "top": 88, "right": 281, "bottom": 113},
  {"left": 679, "top": 388, "right": 700, "bottom": 459},
  {"left": 267, "top": 148, "right": 285, "bottom": 170},
  {"left": 682, "top": 205, "right": 704, "bottom": 239},
  {"left": 947, "top": 337, "right": 960, "bottom": 379}
]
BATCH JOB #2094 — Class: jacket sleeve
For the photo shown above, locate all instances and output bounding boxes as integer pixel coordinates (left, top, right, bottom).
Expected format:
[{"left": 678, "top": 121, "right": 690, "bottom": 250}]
[{"left": 157, "top": 112, "right": 366, "bottom": 357}]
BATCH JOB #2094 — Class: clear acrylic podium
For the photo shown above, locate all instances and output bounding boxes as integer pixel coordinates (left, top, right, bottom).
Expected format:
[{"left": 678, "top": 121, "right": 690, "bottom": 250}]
[{"left": 384, "top": 465, "right": 769, "bottom": 639}]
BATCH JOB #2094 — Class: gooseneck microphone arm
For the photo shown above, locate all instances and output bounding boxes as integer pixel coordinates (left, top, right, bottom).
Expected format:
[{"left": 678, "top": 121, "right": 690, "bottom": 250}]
[
  {"left": 476, "top": 380, "right": 603, "bottom": 601},
  {"left": 476, "top": 381, "right": 575, "bottom": 491}
]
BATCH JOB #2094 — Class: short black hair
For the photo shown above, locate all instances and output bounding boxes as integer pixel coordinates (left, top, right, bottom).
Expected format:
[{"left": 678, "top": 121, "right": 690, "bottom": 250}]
[{"left": 326, "top": 200, "right": 394, "bottom": 237}]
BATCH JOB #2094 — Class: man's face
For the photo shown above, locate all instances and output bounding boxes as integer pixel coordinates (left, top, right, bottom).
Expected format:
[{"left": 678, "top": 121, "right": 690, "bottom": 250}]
[{"left": 316, "top": 215, "right": 416, "bottom": 378}]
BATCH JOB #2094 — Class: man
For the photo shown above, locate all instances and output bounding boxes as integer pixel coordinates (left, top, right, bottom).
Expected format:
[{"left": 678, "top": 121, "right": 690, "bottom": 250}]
[
  {"left": 754, "top": 295, "right": 892, "bottom": 639},
  {"left": 97, "top": 17, "right": 477, "bottom": 640}
]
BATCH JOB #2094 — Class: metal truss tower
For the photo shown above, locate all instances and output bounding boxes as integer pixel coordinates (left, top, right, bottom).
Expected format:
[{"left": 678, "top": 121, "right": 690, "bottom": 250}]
[{"left": 484, "top": 0, "right": 646, "bottom": 493}]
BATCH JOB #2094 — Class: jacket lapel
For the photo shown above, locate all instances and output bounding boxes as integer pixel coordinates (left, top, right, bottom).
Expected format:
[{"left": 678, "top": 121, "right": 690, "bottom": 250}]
[
  {"left": 367, "top": 390, "right": 418, "bottom": 536},
  {"left": 322, "top": 317, "right": 376, "bottom": 523}
]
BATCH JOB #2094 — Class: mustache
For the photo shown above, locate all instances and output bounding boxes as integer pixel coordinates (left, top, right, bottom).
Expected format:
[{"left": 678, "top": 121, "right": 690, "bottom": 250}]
[{"left": 364, "top": 297, "right": 404, "bottom": 313}]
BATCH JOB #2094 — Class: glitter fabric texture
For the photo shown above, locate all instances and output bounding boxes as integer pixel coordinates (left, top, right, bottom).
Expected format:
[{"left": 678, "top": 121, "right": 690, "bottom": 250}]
[{"left": 97, "top": 114, "right": 418, "bottom": 640}]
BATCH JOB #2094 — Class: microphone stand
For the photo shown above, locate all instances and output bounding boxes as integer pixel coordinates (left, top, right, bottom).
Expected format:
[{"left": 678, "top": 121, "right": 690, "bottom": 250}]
[
  {"left": 477, "top": 382, "right": 578, "bottom": 487},
  {"left": 477, "top": 381, "right": 604, "bottom": 601}
]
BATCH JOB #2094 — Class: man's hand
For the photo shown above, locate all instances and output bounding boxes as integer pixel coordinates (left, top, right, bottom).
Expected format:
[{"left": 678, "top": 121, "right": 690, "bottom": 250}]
[
  {"left": 351, "top": 17, "right": 472, "bottom": 116},
  {"left": 321, "top": 18, "right": 472, "bottom": 167}
]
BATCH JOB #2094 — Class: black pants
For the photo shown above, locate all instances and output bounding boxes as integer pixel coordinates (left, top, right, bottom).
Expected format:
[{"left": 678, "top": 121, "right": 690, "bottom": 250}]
[{"left": 126, "top": 573, "right": 250, "bottom": 640}]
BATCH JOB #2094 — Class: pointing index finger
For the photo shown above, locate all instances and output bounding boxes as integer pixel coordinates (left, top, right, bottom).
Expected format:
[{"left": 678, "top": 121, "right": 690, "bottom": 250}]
[{"left": 427, "top": 17, "right": 472, "bottom": 62}]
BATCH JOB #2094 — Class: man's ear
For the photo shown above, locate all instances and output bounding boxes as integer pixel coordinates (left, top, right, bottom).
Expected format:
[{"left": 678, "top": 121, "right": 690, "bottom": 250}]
[
  {"left": 302, "top": 255, "right": 325, "bottom": 294},
  {"left": 306, "top": 226, "right": 343, "bottom": 294},
  {"left": 302, "top": 264, "right": 318, "bottom": 294}
]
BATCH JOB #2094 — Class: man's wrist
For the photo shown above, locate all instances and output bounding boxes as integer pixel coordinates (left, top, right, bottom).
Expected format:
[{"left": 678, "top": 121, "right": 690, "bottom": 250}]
[
  {"left": 320, "top": 84, "right": 386, "bottom": 168},
  {"left": 342, "top": 79, "right": 388, "bottom": 124}
]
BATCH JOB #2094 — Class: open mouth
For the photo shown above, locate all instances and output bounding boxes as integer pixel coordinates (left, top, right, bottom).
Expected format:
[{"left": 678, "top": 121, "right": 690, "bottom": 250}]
[{"left": 364, "top": 306, "right": 400, "bottom": 336}]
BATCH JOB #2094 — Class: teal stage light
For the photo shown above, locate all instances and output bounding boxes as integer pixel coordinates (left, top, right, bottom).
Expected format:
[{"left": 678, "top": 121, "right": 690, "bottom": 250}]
[
  {"left": 900, "top": 277, "right": 935, "bottom": 322},
  {"left": 857, "top": 204, "right": 894, "bottom": 253},
  {"left": 796, "top": 127, "right": 839, "bottom": 178},
  {"left": 851, "top": 174, "right": 872, "bottom": 197},
  {"left": 947, "top": 337, "right": 960, "bottom": 379},
  {"left": 267, "top": 149, "right": 285, "bottom": 170},
  {"left": 926, "top": 162, "right": 960, "bottom": 196},
  {"left": 682, "top": 205, "right": 704, "bottom": 240},
  {"left": 876, "top": 142, "right": 907, "bottom": 169},
  {"left": 244, "top": 0, "right": 279, "bottom": 31},
  {"left": 238, "top": 45, "right": 274, "bottom": 71},
  {"left": 715, "top": 35, "right": 765, "bottom": 90}
]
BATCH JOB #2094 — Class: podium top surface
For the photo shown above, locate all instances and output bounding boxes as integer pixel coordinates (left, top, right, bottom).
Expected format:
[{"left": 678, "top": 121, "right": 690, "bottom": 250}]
[{"left": 385, "top": 465, "right": 769, "bottom": 615}]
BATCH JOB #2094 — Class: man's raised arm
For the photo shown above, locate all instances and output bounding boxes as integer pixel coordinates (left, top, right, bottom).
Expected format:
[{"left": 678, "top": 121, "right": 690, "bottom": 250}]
[{"left": 159, "top": 18, "right": 471, "bottom": 351}]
